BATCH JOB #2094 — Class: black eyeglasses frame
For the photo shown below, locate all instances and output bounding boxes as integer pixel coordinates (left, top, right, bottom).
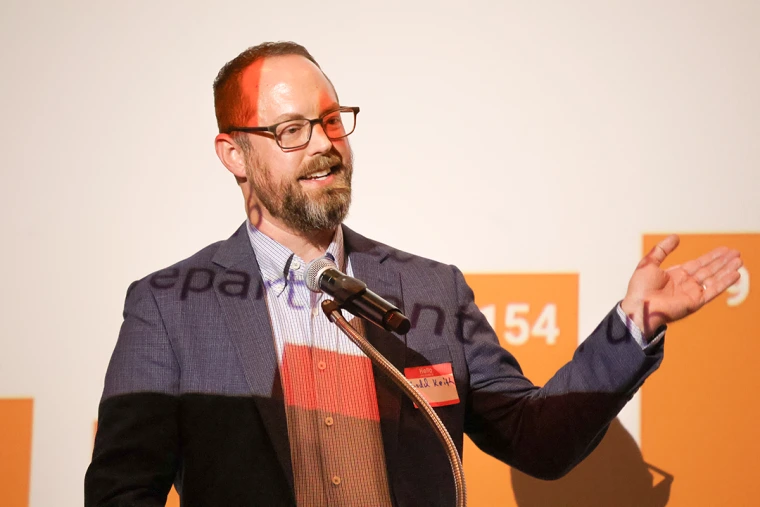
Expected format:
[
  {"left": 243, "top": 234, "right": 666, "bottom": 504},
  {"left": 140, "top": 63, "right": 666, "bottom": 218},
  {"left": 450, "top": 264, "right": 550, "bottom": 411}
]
[{"left": 226, "top": 106, "right": 360, "bottom": 150}]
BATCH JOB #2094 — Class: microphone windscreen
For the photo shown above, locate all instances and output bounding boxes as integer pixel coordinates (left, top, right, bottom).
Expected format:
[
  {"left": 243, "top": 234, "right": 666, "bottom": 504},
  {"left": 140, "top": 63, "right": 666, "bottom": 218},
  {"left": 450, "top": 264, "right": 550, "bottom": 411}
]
[{"left": 304, "top": 257, "right": 338, "bottom": 292}]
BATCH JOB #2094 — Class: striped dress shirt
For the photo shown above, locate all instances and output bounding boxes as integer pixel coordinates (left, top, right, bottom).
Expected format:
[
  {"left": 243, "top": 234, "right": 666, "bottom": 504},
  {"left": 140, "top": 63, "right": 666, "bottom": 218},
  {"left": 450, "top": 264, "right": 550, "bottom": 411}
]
[{"left": 247, "top": 222, "right": 394, "bottom": 507}]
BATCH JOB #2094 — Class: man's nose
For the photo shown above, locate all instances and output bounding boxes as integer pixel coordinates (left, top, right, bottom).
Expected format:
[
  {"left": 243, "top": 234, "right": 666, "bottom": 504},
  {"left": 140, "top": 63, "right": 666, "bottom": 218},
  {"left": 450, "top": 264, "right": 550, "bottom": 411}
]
[{"left": 308, "top": 122, "right": 333, "bottom": 154}]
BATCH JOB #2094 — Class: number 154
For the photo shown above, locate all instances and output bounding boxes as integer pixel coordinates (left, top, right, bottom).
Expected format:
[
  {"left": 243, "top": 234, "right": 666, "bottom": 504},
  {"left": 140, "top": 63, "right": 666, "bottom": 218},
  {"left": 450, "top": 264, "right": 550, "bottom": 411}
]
[{"left": 479, "top": 303, "right": 560, "bottom": 346}]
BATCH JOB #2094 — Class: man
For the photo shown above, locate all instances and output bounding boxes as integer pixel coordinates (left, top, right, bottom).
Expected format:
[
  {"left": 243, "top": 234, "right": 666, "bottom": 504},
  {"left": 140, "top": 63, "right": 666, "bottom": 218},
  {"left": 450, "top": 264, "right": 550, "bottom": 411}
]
[{"left": 85, "top": 42, "right": 742, "bottom": 507}]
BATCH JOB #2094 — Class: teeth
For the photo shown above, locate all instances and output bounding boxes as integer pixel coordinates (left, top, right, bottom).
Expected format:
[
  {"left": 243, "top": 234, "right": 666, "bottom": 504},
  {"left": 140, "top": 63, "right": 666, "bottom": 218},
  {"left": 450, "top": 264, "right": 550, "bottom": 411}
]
[{"left": 304, "top": 168, "right": 331, "bottom": 179}]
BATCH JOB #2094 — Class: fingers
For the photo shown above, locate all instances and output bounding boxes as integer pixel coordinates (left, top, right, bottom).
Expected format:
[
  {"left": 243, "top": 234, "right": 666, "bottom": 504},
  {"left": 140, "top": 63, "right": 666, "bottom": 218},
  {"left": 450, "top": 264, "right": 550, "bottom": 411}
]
[
  {"left": 701, "top": 255, "right": 743, "bottom": 304},
  {"left": 681, "top": 246, "right": 732, "bottom": 276},
  {"left": 692, "top": 249, "right": 741, "bottom": 284},
  {"left": 641, "top": 234, "right": 680, "bottom": 268}
]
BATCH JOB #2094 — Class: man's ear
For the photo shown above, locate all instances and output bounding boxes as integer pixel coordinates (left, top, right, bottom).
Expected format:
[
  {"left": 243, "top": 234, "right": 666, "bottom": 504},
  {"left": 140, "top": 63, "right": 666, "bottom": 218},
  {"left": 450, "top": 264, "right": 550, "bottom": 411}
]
[{"left": 214, "top": 133, "right": 248, "bottom": 179}]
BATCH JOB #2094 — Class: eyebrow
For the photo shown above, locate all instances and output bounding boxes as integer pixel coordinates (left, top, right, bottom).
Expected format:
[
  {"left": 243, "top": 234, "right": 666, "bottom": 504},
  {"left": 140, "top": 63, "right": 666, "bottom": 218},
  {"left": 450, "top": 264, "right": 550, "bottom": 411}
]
[
  {"left": 270, "top": 103, "right": 341, "bottom": 124},
  {"left": 271, "top": 112, "right": 306, "bottom": 124}
]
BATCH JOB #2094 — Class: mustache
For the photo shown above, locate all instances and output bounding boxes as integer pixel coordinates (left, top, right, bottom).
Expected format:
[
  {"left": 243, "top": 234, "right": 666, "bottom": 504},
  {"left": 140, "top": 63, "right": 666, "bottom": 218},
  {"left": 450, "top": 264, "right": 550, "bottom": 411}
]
[{"left": 296, "top": 152, "right": 346, "bottom": 179}]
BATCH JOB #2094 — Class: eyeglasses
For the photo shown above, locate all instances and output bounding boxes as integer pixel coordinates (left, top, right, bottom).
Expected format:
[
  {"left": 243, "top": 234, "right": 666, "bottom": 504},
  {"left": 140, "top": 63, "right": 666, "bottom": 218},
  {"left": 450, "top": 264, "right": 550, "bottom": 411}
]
[{"left": 227, "top": 106, "right": 360, "bottom": 150}]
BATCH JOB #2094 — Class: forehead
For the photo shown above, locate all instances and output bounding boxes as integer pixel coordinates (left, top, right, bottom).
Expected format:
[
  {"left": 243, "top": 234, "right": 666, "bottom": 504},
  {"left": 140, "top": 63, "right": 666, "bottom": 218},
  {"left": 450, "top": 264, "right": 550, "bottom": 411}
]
[{"left": 240, "top": 55, "right": 338, "bottom": 123}]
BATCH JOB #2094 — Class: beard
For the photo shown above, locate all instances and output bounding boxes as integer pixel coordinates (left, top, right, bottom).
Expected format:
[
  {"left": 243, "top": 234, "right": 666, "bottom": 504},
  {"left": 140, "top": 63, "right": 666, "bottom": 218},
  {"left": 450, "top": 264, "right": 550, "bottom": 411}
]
[{"left": 245, "top": 148, "right": 353, "bottom": 234}]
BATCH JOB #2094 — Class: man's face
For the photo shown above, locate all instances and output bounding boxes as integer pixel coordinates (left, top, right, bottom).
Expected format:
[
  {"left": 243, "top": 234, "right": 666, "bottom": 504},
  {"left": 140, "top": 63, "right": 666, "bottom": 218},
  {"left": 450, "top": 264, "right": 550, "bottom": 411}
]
[{"left": 239, "top": 55, "right": 353, "bottom": 234}]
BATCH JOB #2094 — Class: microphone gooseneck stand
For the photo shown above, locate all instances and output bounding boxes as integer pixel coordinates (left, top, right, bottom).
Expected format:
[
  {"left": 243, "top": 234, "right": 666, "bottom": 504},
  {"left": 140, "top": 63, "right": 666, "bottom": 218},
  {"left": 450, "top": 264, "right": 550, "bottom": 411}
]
[{"left": 320, "top": 299, "right": 467, "bottom": 507}]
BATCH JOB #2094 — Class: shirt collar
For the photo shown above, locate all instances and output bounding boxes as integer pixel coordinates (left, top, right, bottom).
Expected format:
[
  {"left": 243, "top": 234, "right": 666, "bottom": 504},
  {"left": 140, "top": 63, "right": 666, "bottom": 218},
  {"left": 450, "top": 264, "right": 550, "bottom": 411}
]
[{"left": 246, "top": 221, "right": 346, "bottom": 295}]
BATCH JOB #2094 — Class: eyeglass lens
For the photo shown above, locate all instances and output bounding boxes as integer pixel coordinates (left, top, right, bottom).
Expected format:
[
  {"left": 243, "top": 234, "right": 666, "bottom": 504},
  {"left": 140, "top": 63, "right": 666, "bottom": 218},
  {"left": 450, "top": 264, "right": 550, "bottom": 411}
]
[{"left": 275, "top": 110, "right": 356, "bottom": 149}]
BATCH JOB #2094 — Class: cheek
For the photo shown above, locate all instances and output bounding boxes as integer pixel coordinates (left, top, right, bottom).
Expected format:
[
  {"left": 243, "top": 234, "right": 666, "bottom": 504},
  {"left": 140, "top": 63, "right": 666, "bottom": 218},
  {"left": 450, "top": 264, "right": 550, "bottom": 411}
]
[
  {"left": 271, "top": 152, "right": 305, "bottom": 183},
  {"left": 333, "top": 139, "right": 352, "bottom": 163},
  {"left": 253, "top": 141, "right": 304, "bottom": 179}
]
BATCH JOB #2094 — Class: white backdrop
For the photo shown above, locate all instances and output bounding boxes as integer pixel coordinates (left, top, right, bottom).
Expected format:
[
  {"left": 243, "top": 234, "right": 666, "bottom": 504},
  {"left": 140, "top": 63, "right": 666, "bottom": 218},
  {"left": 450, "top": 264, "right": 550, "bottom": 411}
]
[{"left": 1, "top": 1, "right": 758, "bottom": 505}]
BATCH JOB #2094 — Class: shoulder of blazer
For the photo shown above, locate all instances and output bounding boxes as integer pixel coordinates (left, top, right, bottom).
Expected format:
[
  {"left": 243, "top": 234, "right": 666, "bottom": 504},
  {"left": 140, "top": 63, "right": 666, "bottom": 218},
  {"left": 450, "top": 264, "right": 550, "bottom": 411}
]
[{"left": 124, "top": 222, "right": 255, "bottom": 300}]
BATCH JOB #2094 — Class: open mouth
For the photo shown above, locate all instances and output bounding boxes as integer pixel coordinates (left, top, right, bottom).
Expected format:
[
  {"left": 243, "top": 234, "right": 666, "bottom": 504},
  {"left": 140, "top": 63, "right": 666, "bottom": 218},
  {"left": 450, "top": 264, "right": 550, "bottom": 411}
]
[{"left": 299, "top": 165, "right": 340, "bottom": 181}]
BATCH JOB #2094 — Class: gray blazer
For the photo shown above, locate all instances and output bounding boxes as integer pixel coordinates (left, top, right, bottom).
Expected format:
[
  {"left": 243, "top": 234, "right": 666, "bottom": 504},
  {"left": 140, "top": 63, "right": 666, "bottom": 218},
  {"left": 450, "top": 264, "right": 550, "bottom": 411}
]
[{"left": 85, "top": 223, "right": 663, "bottom": 507}]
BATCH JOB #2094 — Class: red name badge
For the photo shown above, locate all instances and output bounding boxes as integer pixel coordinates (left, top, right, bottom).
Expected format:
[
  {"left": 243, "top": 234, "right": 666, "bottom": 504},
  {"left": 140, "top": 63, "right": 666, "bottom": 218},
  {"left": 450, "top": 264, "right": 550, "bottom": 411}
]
[{"left": 404, "top": 363, "right": 460, "bottom": 407}]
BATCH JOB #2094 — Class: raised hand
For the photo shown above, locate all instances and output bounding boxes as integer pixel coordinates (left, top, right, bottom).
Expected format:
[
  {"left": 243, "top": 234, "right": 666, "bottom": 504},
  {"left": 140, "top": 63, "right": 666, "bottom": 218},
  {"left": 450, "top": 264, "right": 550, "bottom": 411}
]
[{"left": 620, "top": 235, "right": 742, "bottom": 339}]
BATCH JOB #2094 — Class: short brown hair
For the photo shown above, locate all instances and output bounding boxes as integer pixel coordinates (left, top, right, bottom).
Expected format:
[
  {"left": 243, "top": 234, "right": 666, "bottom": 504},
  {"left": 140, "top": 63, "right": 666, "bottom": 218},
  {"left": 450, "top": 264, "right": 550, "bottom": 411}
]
[{"left": 213, "top": 41, "right": 321, "bottom": 134}]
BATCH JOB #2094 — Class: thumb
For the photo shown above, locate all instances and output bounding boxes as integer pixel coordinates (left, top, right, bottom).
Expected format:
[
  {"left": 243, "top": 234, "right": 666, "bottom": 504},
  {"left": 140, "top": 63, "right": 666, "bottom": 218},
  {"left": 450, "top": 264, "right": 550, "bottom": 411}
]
[{"left": 639, "top": 234, "right": 680, "bottom": 268}]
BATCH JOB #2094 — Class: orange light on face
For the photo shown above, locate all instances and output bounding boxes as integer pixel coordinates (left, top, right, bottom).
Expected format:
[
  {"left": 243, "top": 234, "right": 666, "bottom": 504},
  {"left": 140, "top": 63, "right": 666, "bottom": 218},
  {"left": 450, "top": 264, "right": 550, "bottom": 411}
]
[{"left": 238, "top": 58, "right": 267, "bottom": 126}]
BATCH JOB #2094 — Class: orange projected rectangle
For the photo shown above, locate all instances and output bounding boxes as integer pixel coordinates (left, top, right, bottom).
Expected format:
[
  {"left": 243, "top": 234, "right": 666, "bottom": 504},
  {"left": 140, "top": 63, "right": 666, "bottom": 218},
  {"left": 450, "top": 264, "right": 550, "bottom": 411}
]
[
  {"left": 0, "top": 398, "right": 34, "bottom": 507},
  {"left": 462, "top": 273, "right": 578, "bottom": 507},
  {"left": 641, "top": 234, "right": 759, "bottom": 506},
  {"left": 465, "top": 273, "right": 578, "bottom": 386}
]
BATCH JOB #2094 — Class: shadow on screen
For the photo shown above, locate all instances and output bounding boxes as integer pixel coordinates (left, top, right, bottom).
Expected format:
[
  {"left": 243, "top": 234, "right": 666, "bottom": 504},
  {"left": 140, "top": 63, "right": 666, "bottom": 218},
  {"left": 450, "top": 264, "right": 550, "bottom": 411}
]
[{"left": 511, "top": 418, "right": 673, "bottom": 507}]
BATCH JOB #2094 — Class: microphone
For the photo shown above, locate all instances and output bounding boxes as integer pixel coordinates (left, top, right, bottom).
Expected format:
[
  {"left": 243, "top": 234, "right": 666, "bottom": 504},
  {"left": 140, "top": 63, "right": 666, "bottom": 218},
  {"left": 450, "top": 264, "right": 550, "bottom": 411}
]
[{"left": 305, "top": 257, "right": 411, "bottom": 334}]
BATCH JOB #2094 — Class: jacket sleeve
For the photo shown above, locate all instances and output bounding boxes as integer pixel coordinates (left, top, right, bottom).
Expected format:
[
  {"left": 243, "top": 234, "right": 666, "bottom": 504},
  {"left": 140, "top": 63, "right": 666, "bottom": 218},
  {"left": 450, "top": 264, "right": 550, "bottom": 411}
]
[
  {"left": 455, "top": 266, "right": 664, "bottom": 480},
  {"left": 85, "top": 280, "right": 180, "bottom": 506}
]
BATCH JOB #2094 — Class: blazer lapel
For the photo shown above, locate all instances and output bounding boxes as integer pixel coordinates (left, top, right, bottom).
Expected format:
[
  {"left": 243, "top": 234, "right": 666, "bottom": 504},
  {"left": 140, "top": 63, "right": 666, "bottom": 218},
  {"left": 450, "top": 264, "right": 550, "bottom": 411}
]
[
  {"left": 211, "top": 223, "right": 293, "bottom": 491},
  {"left": 343, "top": 225, "right": 406, "bottom": 498}
]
